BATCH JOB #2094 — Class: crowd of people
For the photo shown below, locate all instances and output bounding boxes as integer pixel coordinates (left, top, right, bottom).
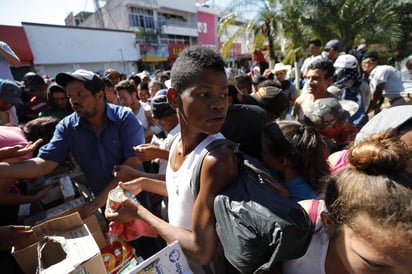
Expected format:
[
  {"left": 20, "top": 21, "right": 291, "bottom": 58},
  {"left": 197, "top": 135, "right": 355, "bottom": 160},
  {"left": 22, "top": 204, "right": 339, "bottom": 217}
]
[{"left": 0, "top": 40, "right": 411, "bottom": 274}]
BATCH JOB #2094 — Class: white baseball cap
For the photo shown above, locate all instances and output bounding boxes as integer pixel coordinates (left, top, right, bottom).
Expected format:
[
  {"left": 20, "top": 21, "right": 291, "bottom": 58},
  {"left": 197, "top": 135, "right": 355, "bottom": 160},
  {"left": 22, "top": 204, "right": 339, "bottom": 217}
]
[{"left": 334, "top": 54, "right": 358, "bottom": 69}]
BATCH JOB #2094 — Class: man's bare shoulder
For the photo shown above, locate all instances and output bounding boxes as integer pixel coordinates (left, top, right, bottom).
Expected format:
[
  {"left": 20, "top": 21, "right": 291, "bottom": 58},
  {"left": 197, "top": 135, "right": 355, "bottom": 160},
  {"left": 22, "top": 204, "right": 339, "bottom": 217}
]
[{"left": 200, "top": 143, "right": 237, "bottom": 192}]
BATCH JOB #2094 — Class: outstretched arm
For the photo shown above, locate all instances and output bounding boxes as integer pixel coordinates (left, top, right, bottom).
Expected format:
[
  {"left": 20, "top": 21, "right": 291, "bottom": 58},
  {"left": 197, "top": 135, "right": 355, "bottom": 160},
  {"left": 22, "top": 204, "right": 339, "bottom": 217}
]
[
  {"left": 0, "top": 157, "right": 58, "bottom": 179},
  {"left": 0, "top": 139, "right": 43, "bottom": 160}
]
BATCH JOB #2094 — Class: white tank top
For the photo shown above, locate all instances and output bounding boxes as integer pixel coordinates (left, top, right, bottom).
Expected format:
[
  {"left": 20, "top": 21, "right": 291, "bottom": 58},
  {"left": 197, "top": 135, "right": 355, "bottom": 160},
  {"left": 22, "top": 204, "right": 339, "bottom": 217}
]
[
  {"left": 166, "top": 133, "right": 224, "bottom": 231},
  {"left": 282, "top": 200, "right": 329, "bottom": 274}
]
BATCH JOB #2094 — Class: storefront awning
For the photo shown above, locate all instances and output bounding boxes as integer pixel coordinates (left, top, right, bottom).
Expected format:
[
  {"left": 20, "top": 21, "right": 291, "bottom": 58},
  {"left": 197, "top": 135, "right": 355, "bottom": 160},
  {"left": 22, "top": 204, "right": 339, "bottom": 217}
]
[{"left": 0, "top": 25, "right": 34, "bottom": 65}]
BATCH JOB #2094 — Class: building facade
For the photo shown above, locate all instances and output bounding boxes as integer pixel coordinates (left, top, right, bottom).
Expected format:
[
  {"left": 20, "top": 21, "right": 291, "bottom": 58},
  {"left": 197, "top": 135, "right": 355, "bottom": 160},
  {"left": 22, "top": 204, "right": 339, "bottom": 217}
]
[{"left": 66, "top": 0, "right": 231, "bottom": 71}]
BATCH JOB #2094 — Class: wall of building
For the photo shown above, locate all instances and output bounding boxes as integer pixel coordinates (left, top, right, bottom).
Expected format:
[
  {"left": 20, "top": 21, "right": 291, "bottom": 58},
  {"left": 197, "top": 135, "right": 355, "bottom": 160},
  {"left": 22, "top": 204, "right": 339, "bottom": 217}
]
[
  {"left": 197, "top": 11, "right": 217, "bottom": 46},
  {"left": 22, "top": 22, "right": 140, "bottom": 77}
]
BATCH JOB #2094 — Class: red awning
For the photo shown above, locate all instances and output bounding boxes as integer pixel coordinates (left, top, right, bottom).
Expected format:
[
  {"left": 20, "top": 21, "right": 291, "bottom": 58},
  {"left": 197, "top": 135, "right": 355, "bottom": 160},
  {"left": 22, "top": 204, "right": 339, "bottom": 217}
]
[{"left": 0, "top": 25, "right": 34, "bottom": 65}]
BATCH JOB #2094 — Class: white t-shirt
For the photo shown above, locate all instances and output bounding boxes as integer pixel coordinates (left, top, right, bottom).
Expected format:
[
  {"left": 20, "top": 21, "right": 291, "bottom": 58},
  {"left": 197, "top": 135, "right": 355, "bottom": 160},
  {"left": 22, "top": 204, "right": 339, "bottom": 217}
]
[
  {"left": 369, "top": 65, "right": 404, "bottom": 99},
  {"left": 401, "top": 70, "right": 412, "bottom": 94}
]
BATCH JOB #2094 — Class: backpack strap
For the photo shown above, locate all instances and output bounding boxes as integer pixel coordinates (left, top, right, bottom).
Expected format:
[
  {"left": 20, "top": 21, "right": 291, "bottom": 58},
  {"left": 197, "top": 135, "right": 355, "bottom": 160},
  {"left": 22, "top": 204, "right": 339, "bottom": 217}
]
[
  {"left": 190, "top": 138, "right": 239, "bottom": 198},
  {"left": 309, "top": 199, "right": 320, "bottom": 231}
]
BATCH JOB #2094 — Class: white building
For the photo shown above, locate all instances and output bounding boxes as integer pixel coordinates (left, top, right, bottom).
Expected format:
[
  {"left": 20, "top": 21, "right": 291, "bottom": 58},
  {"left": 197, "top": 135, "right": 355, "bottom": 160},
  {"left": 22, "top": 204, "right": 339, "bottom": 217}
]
[{"left": 22, "top": 22, "right": 141, "bottom": 77}]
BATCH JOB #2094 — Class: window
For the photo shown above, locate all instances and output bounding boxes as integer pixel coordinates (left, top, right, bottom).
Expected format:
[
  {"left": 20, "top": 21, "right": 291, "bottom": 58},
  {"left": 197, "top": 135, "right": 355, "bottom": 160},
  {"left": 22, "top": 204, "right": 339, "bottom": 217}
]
[{"left": 129, "top": 7, "right": 155, "bottom": 29}]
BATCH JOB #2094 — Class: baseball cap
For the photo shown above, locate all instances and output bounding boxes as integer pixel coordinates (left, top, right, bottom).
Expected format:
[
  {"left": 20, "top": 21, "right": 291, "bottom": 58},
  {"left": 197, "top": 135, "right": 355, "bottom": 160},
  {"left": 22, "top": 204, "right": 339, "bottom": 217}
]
[
  {"left": 324, "top": 39, "right": 343, "bottom": 51},
  {"left": 137, "top": 70, "right": 151, "bottom": 80},
  {"left": 23, "top": 72, "right": 46, "bottom": 91},
  {"left": 251, "top": 86, "right": 289, "bottom": 117},
  {"left": 334, "top": 54, "right": 358, "bottom": 69},
  {"left": 0, "top": 79, "right": 23, "bottom": 105},
  {"left": 104, "top": 68, "right": 121, "bottom": 78},
  {"left": 304, "top": 98, "right": 350, "bottom": 130},
  {"left": 151, "top": 94, "right": 175, "bottom": 119},
  {"left": 56, "top": 69, "right": 105, "bottom": 93},
  {"left": 155, "top": 88, "right": 167, "bottom": 97}
]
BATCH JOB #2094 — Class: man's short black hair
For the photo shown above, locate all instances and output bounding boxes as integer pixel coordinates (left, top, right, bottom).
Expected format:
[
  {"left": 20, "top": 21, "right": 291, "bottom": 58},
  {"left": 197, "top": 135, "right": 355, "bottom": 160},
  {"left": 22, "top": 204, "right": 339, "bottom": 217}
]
[
  {"left": 171, "top": 45, "right": 226, "bottom": 93},
  {"left": 309, "top": 39, "right": 321, "bottom": 47},
  {"left": 308, "top": 59, "right": 335, "bottom": 79},
  {"left": 235, "top": 74, "right": 252, "bottom": 91}
]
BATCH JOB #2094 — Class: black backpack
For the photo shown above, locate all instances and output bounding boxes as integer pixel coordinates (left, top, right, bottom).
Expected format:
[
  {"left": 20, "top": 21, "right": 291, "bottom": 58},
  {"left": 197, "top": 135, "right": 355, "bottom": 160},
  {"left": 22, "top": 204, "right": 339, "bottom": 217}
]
[{"left": 191, "top": 139, "right": 312, "bottom": 274}]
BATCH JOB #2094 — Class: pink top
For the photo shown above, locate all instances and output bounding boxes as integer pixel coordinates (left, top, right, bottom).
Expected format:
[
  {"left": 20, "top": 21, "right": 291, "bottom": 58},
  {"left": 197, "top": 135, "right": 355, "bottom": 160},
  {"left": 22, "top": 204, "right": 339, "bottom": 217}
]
[
  {"left": 330, "top": 149, "right": 350, "bottom": 174},
  {"left": 0, "top": 125, "right": 31, "bottom": 160}
]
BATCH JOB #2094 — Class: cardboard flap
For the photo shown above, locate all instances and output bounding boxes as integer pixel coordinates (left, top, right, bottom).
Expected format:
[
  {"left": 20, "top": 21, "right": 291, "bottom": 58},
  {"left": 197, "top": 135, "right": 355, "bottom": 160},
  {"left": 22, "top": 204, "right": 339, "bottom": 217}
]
[
  {"left": 33, "top": 212, "right": 83, "bottom": 238},
  {"left": 35, "top": 212, "right": 103, "bottom": 274}
]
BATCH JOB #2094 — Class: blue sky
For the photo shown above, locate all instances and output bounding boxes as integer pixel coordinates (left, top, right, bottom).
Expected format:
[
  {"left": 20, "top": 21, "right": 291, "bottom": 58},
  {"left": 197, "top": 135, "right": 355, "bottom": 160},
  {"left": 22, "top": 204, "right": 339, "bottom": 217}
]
[{"left": 0, "top": 0, "right": 231, "bottom": 27}]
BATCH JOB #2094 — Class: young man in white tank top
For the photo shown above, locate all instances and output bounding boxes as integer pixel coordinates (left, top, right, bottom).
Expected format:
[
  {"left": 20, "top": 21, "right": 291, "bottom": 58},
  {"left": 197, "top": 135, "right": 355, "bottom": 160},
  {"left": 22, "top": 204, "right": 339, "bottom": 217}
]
[{"left": 105, "top": 45, "right": 237, "bottom": 272}]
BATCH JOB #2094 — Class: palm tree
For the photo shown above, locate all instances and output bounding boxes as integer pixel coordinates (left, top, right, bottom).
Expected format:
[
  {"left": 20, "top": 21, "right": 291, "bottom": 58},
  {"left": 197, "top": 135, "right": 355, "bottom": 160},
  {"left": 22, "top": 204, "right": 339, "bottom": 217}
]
[
  {"left": 282, "top": 0, "right": 405, "bottom": 51},
  {"left": 217, "top": 0, "right": 284, "bottom": 66}
]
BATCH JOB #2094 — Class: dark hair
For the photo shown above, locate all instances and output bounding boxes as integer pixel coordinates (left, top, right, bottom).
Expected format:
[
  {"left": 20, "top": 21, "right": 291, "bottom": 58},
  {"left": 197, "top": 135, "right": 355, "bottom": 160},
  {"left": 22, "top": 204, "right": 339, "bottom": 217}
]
[
  {"left": 235, "top": 75, "right": 252, "bottom": 92},
  {"left": 262, "top": 120, "right": 330, "bottom": 192},
  {"left": 115, "top": 79, "right": 136, "bottom": 94},
  {"left": 23, "top": 116, "right": 60, "bottom": 156},
  {"left": 362, "top": 52, "right": 379, "bottom": 61},
  {"left": 138, "top": 81, "right": 149, "bottom": 91},
  {"left": 171, "top": 45, "right": 226, "bottom": 93},
  {"left": 128, "top": 74, "right": 142, "bottom": 86},
  {"left": 102, "top": 77, "right": 114, "bottom": 87},
  {"left": 46, "top": 82, "right": 70, "bottom": 111},
  {"left": 324, "top": 130, "right": 412, "bottom": 241},
  {"left": 309, "top": 39, "right": 321, "bottom": 47},
  {"left": 308, "top": 59, "right": 335, "bottom": 79}
]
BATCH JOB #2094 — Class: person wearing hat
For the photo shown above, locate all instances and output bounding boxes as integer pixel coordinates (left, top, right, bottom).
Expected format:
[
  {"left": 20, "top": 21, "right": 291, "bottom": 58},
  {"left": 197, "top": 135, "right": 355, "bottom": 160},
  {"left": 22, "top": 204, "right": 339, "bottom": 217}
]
[
  {"left": 272, "top": 63, "right": 298, "bottom": 107},
  {"left": 361, "top": 52, "right": 405, "bottom": 113},
  {"left": 137, "top": 70, "right": 151, "bottom": 84},
  {"left": 134, "top": 94, "right": 179, "bottom": 176},
  {"left": 0, "top": 79, "right": 23, "bottom": 125},
  {"left": 327, "top": 54, "right": 369, "bottom": 127},
  {"left": 22, "top": 72, "right": 48, "bottom": 122},
  {"left": 252, "top": 82, "right": 290, "bottom": 120},
  {"left": 303, "top": 97, "right": 358, "bottom": 153},
  {"left": 38, "top": 81, "right": 73, "bottom": 120},
  {"left": 0, "top": 69, "right": 145, "bottom": 218},
  {"left": 322, "top": 39, "right": 343, "bottom": 62},
  {"left": 104, "top": 68, "right": 122, "bottom": 85}
]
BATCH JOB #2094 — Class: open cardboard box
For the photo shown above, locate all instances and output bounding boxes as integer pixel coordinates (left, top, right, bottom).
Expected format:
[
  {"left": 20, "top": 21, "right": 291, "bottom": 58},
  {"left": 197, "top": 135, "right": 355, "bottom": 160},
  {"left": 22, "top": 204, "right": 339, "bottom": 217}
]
[
  {"left": 119, "top": 240, "right": 192, "bottom": 274},
  {"left": 12, "top": 211, "right": 107, "bottom": 274}
]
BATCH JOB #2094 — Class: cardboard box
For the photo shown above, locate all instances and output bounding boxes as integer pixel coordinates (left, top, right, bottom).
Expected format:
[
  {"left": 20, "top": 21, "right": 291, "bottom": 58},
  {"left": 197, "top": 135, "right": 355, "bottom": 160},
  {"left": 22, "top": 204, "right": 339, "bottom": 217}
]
[
  {"left": 35, "top": 212, "right": 106, "bottom": 274},
  {"left": 120, "top": 241, "right": 192, "bottom": 274},
  {"left": 12, "top": 212, "right": 106, "bottom": 274},
  {"left": 24, "top": 197, "right": 86, "bottom": 226}
]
